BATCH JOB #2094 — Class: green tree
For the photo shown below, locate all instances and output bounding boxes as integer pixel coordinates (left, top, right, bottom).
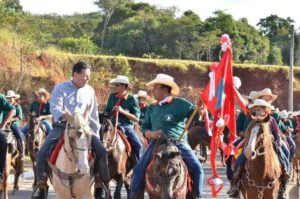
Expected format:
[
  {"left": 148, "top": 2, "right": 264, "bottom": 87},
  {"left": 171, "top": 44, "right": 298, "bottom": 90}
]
[
  {"left": 58, "top": 36, "right": 99, "bottom": 54},
  {"left": 1, "top": 0, "right": 22, "bottom": 10},
  {"left": 268, "top": 46, "right": 283, "bottom": 65}
]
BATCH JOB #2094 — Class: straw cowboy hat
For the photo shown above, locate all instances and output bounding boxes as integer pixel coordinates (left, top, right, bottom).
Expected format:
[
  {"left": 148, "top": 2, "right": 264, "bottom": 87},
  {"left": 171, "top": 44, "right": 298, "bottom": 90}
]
[
  {"left": 135, "top": 90, "right": 148, "bottom": 98},
  {"left": 243, "top": 91, "right": 257, "bottom": 100},
  {"left": 146, "top": 74, "right": 180, "bottom": 95},
  {"left": 6, "top": 90, "right": 20, "bottom": 99},
  {"left": 252, "top": 88, "right": 277, "bottom": 102},
  {"left": 35, "top": 88, "right": 50, "bottom": 101},
  {"left": 109, "top": 75, "right": 132, "bottom": 88},
  {"left": 279, "top": 110, "right": 289, "bottom": 119},
  {"left": 248, "top": 99, "right": 274, "bottom": 110}
]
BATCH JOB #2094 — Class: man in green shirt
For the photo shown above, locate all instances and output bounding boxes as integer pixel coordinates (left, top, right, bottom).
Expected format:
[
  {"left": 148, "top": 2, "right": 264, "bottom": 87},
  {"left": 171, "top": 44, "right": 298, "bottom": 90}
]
[
  {"left": 129, "top": 74, "right": 204, "bottom": 199},
  {"left": 5, "top": 90, "right": 24, "bottom": 168},
  {"left": 105, "top": 75, "right": 143, "bottom": 160},
  {"left": 22, "top": 88, "right": 52, "bottom": 136},
  {"left": 0, "top": 93, "right": 15, "bottom": 183},
  {"left": 135, "top": 90, "right": 149, "bottom": 126}
]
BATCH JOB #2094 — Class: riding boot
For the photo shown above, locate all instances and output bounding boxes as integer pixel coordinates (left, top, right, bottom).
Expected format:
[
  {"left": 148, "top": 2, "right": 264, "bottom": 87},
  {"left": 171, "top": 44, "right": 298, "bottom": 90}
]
[
  {"left": 94, "top": 158, "right": 110, "bottom": 199},
  {"left": 94, "top": 173, "right": 108, "bottom": 199},
  {"left": 278, "top": 177, "right": 288, "bottom": 199},
  {"left": 228, "top": 167, "right": 243, "bottom": 198},
  {"left": 16, "top": 139, "right": 24, "bottom": 172},
  {"left": 31, "top": 176, "right": 49, "bottom": 199},
  {"left": 227, "top": 179, "right": 234, "bottom": 194}
]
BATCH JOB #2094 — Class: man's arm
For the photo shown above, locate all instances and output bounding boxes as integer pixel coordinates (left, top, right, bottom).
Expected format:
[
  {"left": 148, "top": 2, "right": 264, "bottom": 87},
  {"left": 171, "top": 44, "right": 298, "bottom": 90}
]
[
  {"left": 0, "top": 109, "right": 15, "bottom": 129},
  {"left": 50, "top": 84, "right": 65, "bottom": 122}
]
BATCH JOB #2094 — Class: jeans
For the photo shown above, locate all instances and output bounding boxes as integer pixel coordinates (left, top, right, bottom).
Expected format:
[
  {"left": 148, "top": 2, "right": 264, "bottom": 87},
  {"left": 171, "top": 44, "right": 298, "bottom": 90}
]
[
  {"left": 22, "top": 120, "right": 53, "bottom": 136},
  {"left": 0, "top": 132, "right": 7, "bottom": 174},
  {"left": 120, "top": 124, "right": 143, "bottom": 160},
  {"left": 35, "top": 122, "right": 107, "bottom": 181},
  {"left": 129, "top": 140, "right": 204, "bottom": 198},
  {"left": 286, "top": 136, "right": 296, "bottom": 160},
  {"left": 10, "top": 125, "right": 23, "bottom": 141}
]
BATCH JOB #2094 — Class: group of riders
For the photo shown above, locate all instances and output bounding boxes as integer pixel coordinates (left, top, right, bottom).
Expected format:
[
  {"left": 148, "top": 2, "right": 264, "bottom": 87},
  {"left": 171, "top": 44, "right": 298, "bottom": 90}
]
[{"left": 0, "top": 60, "right": 298, "bottom": 198}]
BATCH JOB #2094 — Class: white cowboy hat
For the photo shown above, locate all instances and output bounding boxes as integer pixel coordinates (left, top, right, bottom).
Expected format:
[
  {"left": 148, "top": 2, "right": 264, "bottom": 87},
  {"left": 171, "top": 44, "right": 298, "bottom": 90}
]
[
  {"left": 279, "top": 110, "right": 289, "bottom": 119},
  {"left": 136, "top": 90, "right": 148, "bottom": 98},
  {"left": 243, "top": 91, "right": 257, "bottom": 100},
  {"left": 109, "top": 75, "right": 132, "bottom": 87},
  {"left": 146, "top": 74, "right": 180, "bottom": 95},
  {"left": 248, "top": 99, "right": 274, "bottom": 110},
  {"left": 34, "top": 88, "right": 50, "bottom": 101},
  {"left": 293, "top": 111, "right": 300, "bottom": 117},
  {"left": 252, "top": 88, "right": 277, "bottom": 102},
  {"left": 6, "top": 90, "right": 20, "bottom": 99}
]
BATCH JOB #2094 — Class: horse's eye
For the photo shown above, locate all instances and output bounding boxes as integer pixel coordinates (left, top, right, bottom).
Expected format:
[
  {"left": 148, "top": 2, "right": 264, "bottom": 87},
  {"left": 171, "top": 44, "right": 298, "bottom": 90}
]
[{"left": 77, "top": 131, "right": 83, "bottom": 138}]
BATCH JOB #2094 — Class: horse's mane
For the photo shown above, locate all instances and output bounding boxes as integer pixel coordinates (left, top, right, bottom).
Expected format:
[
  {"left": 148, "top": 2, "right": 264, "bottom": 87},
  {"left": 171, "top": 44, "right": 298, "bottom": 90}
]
[{"left": 72, "top": 113, "right": 92, "bottom": 136}]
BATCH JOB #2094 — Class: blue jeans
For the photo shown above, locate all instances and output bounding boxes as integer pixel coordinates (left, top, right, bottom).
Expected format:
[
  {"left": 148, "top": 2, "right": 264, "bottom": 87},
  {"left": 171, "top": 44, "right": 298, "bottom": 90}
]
[
  {"left": 35, "top": 122, "right": 107, "bottom": 181},
  {"left": 10, "top": 125, "right": 23, "bottom": 141},
  {"left": 22, "top": 120, "right": 52, "bottom": 136},
  {"left": 286, "top": 136, "right": 295, "bottom": 160},
  {"left": 0, "top": 132, "right": 7, "bottom": 173},
  {"left": 120, "top": 124, "right": 143, "bottom": 160},
  {"left": 129, "top": 140, "right": 204, "bottom": 198}
]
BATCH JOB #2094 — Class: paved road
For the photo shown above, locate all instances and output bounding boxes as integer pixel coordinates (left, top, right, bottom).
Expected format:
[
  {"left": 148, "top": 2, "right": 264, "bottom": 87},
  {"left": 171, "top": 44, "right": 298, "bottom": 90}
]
[{"left": 5, "top": 157, "right": 299, "bottom": 199}]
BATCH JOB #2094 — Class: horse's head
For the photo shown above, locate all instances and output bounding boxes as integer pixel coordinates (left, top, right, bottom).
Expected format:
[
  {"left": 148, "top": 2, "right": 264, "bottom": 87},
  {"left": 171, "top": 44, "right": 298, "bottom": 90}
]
[
  {"left": 244, "top": 114, "right": 272, "bottom": 160},
  {"left": 64, "top": 108, "right": 92, "bottom": 174},
  {"left": 27, "top": 111, "right": 45, "bottom": 148},
  {"left": 154, "top": 137, "right": 184, "bottom": 199},
  {"left": 99, "top": 112, "right": 112, "bottom": 140}
]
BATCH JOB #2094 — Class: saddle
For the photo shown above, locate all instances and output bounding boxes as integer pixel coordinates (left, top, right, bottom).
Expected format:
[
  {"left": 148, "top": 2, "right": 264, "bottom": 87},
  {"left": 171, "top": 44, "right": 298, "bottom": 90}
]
[
  {"left": 116, "top": 126, "right": 132, "bottom": 156},
  {"left": 49, "top": 136, "right": 93, "bottom": 165}
]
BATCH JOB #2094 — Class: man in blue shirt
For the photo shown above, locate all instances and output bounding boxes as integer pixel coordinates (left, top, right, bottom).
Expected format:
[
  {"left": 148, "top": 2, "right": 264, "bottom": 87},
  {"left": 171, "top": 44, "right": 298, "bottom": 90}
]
[{"left": 32, "top": 61, "right": 110, "bottom": 199}]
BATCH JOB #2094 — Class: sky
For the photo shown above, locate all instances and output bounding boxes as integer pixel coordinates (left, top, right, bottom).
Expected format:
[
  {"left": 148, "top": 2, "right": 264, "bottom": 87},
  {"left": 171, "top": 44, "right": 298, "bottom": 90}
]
[{"left": 19, "top": 0, "right": 300, "bottom": 28}]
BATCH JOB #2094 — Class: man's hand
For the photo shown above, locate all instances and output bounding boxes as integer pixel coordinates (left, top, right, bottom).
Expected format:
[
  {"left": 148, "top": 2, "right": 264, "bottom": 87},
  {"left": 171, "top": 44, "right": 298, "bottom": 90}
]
[
  {"left": 113, "top": 106, "right": 127, "bottom": 115},
  {"left": 145, "top": 130, "right": 162, "bottom": 139}
]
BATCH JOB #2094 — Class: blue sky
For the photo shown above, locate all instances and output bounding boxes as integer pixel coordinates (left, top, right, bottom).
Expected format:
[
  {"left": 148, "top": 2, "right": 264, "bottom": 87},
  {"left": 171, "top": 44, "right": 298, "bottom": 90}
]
[{"left": 20, "top": 0, "right": 300, "bottom": 28}]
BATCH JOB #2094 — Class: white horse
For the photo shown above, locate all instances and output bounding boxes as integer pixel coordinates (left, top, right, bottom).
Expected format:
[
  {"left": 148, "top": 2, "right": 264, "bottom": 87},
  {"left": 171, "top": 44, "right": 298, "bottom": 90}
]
[{"left": 49, "top": 110, "right": 94, "bottom": 199}]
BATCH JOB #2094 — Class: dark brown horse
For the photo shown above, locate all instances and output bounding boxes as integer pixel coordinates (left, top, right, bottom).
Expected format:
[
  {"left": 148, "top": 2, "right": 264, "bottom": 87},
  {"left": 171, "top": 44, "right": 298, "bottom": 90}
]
[
  {"left": 240, "top": 115, "right": 281, "bottom": 199},
  {"left": 26, "top": 112, "right": 47, "bottom": 188},
  {"left": 145, "top": 136, "right": 192, "bottom": 199},
  {"left": 0, "top": 129, "right": 22, "bottom": 199},
  {"left": 188, "top": 121, "right": 230, "bottom": 164},
  {"left": 99, "top": 113, "right": 131, "bottom": 199}
]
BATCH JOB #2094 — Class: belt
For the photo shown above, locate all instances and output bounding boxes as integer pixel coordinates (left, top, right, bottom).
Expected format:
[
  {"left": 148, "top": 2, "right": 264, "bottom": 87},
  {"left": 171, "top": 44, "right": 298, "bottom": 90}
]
[{"left": 53, "top": 120, "right": 67, "bottom": 127}]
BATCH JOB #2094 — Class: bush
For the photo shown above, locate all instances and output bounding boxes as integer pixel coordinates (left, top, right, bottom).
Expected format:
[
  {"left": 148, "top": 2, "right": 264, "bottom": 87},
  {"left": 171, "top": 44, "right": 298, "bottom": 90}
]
[{"left": 58, "top": 36, "right": 99, "bottom": 54}]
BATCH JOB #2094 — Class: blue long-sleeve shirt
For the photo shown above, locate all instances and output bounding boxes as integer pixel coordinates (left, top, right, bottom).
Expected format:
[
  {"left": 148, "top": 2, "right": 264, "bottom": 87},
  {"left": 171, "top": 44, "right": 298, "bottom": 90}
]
[{"left": 50, "top": 80, "right": 100, "bottom": 135}]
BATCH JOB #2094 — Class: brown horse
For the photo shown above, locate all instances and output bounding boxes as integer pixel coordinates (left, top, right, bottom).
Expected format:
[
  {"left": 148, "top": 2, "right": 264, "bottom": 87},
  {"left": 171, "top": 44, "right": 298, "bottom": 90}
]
[
  {"left": 145, "top": 136, "right": 192, "bottom": 199},
  {"left": 0, "top": 129, "right": 21, "bottom": 199},
  {"left": 240, "top": 116, "right": 281, "bottom": 199},
  {"left": 188, "top": 121, "right": 230, "bottom": 164},
  {"left": 26, "top": 112, "right": 47, "bottom": 188},
  {"left": 99, "top": 113, "right": 131, "bottom": 199}
]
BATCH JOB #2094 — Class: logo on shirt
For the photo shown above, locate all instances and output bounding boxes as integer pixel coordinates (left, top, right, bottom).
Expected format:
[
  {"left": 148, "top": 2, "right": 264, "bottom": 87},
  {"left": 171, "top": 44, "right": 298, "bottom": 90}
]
[{"left": 164, "top": 114, "right": 173, "bottom": 122}]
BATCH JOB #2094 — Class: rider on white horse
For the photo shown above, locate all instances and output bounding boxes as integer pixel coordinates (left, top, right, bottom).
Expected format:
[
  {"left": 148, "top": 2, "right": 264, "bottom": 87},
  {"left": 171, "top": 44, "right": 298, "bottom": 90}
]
[{"left": 32, "top": 61, "right": 110, "bottom": 199}]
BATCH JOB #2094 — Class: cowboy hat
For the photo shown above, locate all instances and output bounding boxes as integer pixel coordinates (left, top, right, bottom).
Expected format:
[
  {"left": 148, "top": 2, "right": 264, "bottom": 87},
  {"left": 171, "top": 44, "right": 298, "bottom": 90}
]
[
  {"left": 279, "top": 110, "right": 289, "bottom": 119},
  {"left": 6, "top": 90, "right": 20, "bottom": 99},
  {"left": 146, "top": 74, "right": 180, "bottom": 95},
  {"left": 248, "top": 99, "right": 274, "bottom": 110},
  {"left": 293, "top": 111, "right": 300, "bottom": 117},
  {"left": 136, "top": 90, "right": 148, "bottom": 98},
  {"left": 252, "top": 88, "right": 277, "bottom": 102},
  {"left": 109, "top": 75, "right": 132, "bottom": 88},
  {"left": 35, "top": 88, "right": 50, "bottom": 101},
  {"left": 243, "top": 91, "right": 257, "bottom": 100},
  {"left": 233, "top": 76, "right": 241, "bottom": 89}
]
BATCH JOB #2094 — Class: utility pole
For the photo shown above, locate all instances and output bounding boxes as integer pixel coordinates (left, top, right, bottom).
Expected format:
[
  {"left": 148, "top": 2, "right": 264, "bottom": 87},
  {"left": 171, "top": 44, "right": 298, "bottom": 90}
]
[{"left": 288, "top": 25, "right": 294, "bottom": 111}]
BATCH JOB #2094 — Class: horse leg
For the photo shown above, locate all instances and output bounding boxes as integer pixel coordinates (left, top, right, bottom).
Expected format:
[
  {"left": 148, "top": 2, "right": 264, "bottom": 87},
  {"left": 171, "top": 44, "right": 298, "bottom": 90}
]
[
  {"left": 12, "top": 160, "right": 21, "bottom": 194},
  {"left": 31, "top": 156, "right": 37, "bottom": 188},
  {"left": 114, "top": 176, "right": 123, "bottom": 199}
]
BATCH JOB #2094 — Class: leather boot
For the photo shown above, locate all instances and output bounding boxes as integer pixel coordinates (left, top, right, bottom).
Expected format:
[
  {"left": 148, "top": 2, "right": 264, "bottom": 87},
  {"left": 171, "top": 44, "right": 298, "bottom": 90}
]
[
  {"left": 278, "top": 177, "right": 288, "bottom": 199},
  {"left": 31, "top": 177, "right": 48, "bottom": 199},
  {"left": 16, "top": 139, "right": 24, "bottom": 172},
  {"left": 94, "top": 157, "right": 110, "bottom": 199},
  {"left": 228, "top": 167, "right": 243, "bottom": 198}
]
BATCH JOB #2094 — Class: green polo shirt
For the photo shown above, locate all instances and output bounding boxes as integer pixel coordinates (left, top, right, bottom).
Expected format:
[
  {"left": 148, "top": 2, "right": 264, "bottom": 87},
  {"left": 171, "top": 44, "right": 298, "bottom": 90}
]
[
  {"left": 139, "top": 106, "right": 148, "bottom": 126},
  {"left": 142, "top": 97, "right": 195, "bottom": 140},
  {"left": 0, "top": 94, "right": 15, "bottom": 123},
  {"left": 3, "top": 104, "right": 22, "bottom": 128},
  {"left": 105, "top": 92, "right": 140, "bottom": 125},
  {"left": 236, "top": 111, "right": 251, "bottom": 136},
  {"left": 29, "top": 101, "right": 51, "bottom": 116}
]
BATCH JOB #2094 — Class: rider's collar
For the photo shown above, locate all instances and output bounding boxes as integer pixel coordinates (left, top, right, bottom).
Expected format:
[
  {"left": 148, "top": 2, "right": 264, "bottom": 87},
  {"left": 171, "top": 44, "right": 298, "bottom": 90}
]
[
  {"left": 115, "top": 92, "right": 129, "bottom": 100},
  {"left": 153, "top": 96, "right": 173, "bottom": 106}
]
